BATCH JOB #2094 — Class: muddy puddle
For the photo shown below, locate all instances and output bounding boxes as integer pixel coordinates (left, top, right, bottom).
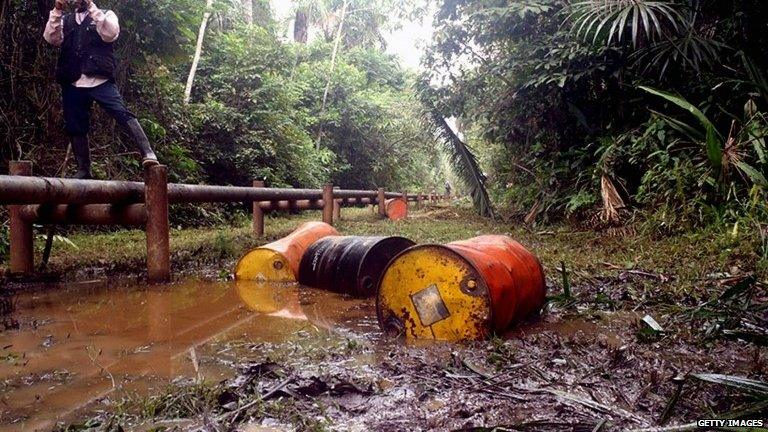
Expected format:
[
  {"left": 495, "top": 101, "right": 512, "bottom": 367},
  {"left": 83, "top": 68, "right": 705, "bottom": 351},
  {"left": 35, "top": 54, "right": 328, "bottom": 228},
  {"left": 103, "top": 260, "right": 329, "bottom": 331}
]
[
  {"left": 0, "top": 279, "right": 377, "bottom": 431},
  {"left": 1, "top": 280, "right": 751, "bottom": 431}
]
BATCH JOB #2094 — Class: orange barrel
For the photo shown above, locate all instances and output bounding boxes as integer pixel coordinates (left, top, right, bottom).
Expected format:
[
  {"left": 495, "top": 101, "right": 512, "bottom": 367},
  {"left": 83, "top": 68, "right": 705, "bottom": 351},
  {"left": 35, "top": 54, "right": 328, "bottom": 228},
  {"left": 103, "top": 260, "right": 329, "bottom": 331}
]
[
  {"left": 235, "top": 221, "right": 339, "bottom": 282},
  {"left": 376, "top": 235, "right": 546, "bottom": 341},
  {"left": 385, "top": 198, "right": 408, "bottom": 220},
  {"left": 298, "top": 236, "right": 415, "bottom": 297}
]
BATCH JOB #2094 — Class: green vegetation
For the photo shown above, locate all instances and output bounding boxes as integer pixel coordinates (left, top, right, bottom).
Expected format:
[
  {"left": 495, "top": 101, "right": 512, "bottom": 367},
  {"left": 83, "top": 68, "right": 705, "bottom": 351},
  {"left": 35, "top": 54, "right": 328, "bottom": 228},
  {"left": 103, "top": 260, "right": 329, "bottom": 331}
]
[
  {"left": 0, "top": 0, "right": 439, "bottom": 196},
  {"left": 2, "top": 0, "right": 765, "bottom": 252},
  {"left": 420, "top": 0, "right": 768, "bottom": 239},
  {"left": 44, "top": 206, "right": 765, "bottom": 294}
]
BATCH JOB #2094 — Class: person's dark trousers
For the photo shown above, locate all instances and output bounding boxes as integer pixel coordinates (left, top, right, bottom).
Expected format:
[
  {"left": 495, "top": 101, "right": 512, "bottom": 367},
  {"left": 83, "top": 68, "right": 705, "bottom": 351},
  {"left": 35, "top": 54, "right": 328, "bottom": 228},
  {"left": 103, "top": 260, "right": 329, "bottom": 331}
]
[{"left": 62, "top": 81, "right": 158, "bottom": 177}]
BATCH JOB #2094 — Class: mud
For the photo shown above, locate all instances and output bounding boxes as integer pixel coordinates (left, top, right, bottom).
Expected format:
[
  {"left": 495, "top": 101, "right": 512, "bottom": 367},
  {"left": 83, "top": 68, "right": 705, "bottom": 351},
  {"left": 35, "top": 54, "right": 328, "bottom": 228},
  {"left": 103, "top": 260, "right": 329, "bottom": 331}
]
[
  {"left": 0, "top": 276, "right": 765, "bottom": 431},
  {"left": 0, "top": 280, "right": 373, "bottom": 431}
]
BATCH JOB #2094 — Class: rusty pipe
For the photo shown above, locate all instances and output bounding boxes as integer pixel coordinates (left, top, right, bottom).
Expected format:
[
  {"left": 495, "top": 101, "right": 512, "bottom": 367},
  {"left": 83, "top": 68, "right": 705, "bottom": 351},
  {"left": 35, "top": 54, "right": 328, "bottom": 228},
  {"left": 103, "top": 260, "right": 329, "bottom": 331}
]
[
  {"left": 339, "top": 197, "right": 373, "bottom": 206},
  {"left": 0, "top": 176, "right": 146, "bottom": 205},
  {"left": 258, "top": 200, "right": 324, "bottom": 212},
  {"left": 19, "top": 204, "right": 147, "bottom": 225},
  {"left": 0, "top": 176, "right": 396, "bottom": 205},
  {"left": 333, "top": 190, "right": 377, "bottom": 199},
  {"left": 168, "top": 184, "right": 324, "bottom": 203}
]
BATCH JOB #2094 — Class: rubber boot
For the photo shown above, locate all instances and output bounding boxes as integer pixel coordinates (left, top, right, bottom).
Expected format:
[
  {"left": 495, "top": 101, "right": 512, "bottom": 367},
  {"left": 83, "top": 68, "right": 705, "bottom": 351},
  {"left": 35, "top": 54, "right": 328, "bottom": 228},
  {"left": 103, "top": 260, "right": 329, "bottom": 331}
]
[
  {"left": 122, "top": 118, "right": 159, "bottom": 167},
  {"left": 71, "top": 135, "right": 92, "bottom": 179}
]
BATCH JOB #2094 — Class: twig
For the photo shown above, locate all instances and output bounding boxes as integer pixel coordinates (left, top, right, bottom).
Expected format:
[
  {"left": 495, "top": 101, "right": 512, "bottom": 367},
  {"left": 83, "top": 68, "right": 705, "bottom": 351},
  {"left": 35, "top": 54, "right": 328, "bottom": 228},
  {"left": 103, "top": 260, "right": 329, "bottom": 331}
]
[
  {"left": 626, "top": 423, "right": 698, "bottom": 432},
  {"left": 592, "top": 419, "right": 608, "bottom": 432},
  {"left": 86, "top": 346, "right": 116, "bottom": 389},
  {"left": 217, "top": 376, "right": 293, "bottom": 422}
]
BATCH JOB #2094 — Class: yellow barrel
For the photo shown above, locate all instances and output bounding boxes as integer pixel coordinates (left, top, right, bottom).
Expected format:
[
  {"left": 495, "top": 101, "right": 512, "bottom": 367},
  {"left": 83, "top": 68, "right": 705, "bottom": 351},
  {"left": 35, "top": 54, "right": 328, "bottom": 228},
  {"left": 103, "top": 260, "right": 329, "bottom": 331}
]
[
  {"left": 235, "top": 221, "right": 339, "bottom": 282},
  {"left": 376, "top": 235, "right": 546, "bottom": 341}
]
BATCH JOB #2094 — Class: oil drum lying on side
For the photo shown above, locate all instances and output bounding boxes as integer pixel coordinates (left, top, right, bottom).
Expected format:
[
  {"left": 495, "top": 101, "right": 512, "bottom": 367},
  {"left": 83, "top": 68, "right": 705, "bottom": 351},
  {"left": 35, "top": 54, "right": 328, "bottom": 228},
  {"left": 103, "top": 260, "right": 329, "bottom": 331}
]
[
  {"left": 385, "top": 198, "right": 408, "bottom": 221},
  {"left": 299, "top": 236, "right": 415, "bottom": 297},
  {"left": 376, "top": 235, "right": 546, "bottom": 341},
  {"left": 235, "top": 221, "right": 339, "bottom": 282}
]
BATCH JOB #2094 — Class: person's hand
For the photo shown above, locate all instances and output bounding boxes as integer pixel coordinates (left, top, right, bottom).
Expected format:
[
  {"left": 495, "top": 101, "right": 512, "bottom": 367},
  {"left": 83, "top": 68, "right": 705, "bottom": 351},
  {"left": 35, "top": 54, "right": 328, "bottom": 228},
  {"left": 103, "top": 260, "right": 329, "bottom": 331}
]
[{"left": 54, "top": 0, "right": 67, "bottom": 11}]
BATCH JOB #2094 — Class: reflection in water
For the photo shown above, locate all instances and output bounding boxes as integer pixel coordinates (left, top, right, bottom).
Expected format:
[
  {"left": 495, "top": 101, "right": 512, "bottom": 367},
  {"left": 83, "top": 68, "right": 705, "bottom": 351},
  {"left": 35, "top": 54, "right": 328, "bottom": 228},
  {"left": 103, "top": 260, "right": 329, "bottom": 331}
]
[
  {"left": 236, "top": 280, "right": 306, "bottom": 320},
  {"left": 0, "top": 279, "right": 376, "bottom": 432}
]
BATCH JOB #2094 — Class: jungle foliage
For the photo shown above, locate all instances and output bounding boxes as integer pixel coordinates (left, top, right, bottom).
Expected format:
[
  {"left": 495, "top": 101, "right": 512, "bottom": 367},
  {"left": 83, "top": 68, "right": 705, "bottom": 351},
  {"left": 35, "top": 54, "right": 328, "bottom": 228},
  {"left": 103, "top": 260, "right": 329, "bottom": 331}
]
[
  {"left": 421, "top": 0, "right": 768, "bottom": 240},
  {"left": 0, "top": 0, "right": 439, "bottom": 198}
]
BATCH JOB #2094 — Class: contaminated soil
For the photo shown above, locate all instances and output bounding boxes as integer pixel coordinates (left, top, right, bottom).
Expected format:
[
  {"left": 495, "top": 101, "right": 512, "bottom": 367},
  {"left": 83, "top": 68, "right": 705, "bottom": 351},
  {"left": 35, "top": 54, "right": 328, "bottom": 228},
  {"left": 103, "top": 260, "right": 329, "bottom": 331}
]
[{"left": 0, "top": 206, "right": 766, "bottom": 431}]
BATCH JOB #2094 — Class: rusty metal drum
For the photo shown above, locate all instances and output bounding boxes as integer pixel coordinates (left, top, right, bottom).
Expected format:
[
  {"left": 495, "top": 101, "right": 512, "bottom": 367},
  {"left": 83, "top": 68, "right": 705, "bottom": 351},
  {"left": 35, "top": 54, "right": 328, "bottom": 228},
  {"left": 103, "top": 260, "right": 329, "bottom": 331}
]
[
  {"left": 376, "top": 235, "right": 546, "bottom": 341},
  {"left": 299, "top": 236, "right": 415, "bottom": 297},
  {"left": 385, "top": 198, "right": 408, "bottom": 220},
  {"left": 235, "top": 221, "right": 339, "bottom": 282}
]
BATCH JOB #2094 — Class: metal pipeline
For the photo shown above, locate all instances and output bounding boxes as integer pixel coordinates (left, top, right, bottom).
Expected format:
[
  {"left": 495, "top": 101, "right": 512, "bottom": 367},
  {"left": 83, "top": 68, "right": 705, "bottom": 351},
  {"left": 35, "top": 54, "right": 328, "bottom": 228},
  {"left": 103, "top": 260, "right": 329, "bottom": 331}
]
[
  {"left": 258, "top": 200, "right": 324, "bottom": 212},
  {"left": 0, "top": 176, "right": 146, "bottom": 205},
  {"left": 168, "top": 184, "right": 324, "bottom": 203},
  {"left": 19, "top": 204, "right": 147, "bottom": 226},
  {"left": 0, "top": 175, "right": 398, "bottom": 205}
]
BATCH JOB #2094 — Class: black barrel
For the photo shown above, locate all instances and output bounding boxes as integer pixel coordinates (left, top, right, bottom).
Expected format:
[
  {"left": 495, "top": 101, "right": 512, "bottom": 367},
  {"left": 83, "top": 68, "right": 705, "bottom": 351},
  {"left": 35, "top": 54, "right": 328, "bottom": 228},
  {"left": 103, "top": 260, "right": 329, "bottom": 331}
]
[{"left": 298, "top": 236, "right": 415, "bottom": 297}]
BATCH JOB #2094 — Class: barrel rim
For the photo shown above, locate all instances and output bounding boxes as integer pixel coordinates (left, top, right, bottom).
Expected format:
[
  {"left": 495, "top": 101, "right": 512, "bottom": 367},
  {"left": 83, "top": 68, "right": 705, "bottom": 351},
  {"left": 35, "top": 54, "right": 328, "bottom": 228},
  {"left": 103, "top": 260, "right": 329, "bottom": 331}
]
[
  {"left": 374, "top": 243, "right": 495, "bottom": 337},
  {"left": 355, "top": 236, "right": 416, "bottom": 296}
]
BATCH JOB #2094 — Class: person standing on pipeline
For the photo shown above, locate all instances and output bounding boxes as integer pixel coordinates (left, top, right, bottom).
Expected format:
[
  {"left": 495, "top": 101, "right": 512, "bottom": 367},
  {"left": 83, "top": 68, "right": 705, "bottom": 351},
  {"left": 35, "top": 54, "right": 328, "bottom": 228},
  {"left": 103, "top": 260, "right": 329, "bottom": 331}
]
[{"left": 43, "top": 0, "right": 158, "bottom": 179}]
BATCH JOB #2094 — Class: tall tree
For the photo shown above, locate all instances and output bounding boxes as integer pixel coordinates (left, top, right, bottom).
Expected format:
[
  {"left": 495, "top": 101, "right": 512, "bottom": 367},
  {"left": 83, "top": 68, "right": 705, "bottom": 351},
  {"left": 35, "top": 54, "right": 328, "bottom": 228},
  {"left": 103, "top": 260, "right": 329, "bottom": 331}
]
[
  {"left": 242, "top": 0, "right": 253, "bottom": 24},
  {"left": 292, "top": 0, "right": 330, "bottom": 44},
  {"left": 184, "top": 0, "right": 214, "bottom": 104},
  {"left": 315, "top": 0, "right": 349, "bottom": 148},
  {"left": 294, "top": 9, "right": 308, "bottom": 42}
]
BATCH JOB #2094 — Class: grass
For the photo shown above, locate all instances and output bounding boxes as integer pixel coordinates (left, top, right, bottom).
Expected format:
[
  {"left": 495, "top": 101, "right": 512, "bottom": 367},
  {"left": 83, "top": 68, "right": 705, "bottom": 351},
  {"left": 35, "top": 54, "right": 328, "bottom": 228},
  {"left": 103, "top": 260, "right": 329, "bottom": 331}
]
[{"left": 3, "top": 203, "right": 765, "bottom": 294}]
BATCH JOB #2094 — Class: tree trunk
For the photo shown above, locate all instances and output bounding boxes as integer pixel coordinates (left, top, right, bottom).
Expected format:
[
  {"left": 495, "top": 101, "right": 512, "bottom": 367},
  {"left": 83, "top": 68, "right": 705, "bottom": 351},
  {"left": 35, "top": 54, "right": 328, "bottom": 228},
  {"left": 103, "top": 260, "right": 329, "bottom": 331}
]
[
  {"left": 315, "top": 0, "right": 349, "bottom": 149},
  {"left": 294, "top": 10, "right": 308, "bottom": 43},
  {"left": 184, "top": 0, "right": 214, "bottom": 104},
  {"left": 242, "top": 0, "right": 253, "bottom": 24}
]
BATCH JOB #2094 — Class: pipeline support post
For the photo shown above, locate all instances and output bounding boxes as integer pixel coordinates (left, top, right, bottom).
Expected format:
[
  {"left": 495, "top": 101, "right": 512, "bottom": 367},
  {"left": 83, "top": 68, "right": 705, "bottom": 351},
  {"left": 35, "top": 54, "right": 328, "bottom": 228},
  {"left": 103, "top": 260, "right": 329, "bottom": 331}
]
[
  {"left": 252, "top": 180, "right": 265, "bottom": 237},
  {"left": 402, "top": 191, "right": 408, "bottom": 209},
  {"left": 322, "top": 184, "right": 334, "bottom": 225},
  {"left": 377, "top": 187, "right": 386, "bottom": 217},
  {"left": 8, "top": 161, "right": 34, "bottom": 275},
  {"left": 332, "top": 186, "right": 341, "bottom": 222},
  {"left": 416, "top": 192, "right": 422, "bottom": 210},
  {"left": 145, "top": 165, "right": 171, "bottom": 284},
  {"left": 333, "top": 200, "right": 341, "bottom": 221},
  {"left": 333, "top": 186, "right": 344, "bottom": 221}
]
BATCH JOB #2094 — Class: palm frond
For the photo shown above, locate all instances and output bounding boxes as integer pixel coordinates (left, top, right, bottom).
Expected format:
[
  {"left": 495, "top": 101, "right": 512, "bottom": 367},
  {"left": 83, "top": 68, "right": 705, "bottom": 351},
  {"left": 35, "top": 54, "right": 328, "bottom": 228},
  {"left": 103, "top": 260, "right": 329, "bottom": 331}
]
[
  {"left": 742, "top": 52, "right": 768, "bottom": 106},
  {"left": 567, "top": 0, "right": 687, "bottom": 48},
  {"left": 631, "top": 25, "right": 722, "bottom": 78},
  {"left": 692, "top": 374, "right": 768, "bottom": 397},
  {"left": 425, "top": 105, "right": 494, "bottom": 218},
  {"left": 639, "top": 85, "right": 723, "bottom": 170}
]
